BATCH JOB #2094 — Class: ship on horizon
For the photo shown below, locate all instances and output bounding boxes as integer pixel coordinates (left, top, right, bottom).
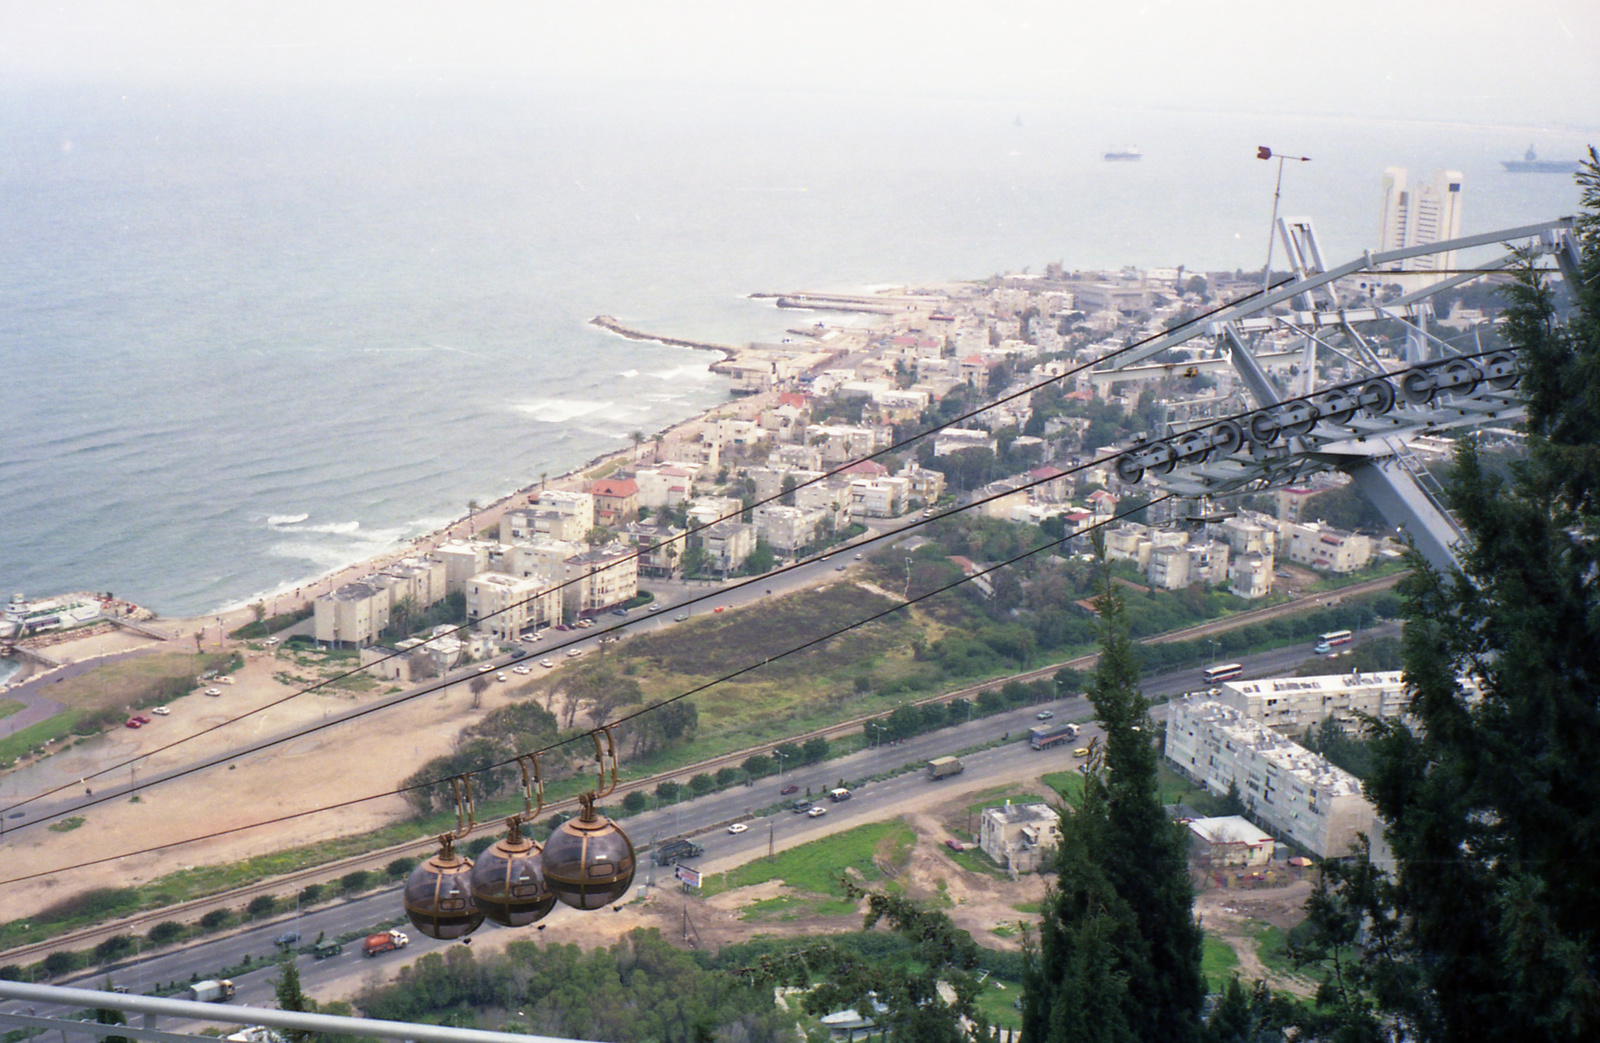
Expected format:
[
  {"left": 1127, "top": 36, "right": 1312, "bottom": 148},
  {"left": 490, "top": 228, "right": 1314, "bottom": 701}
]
[
  {"left": 1104, "top": 146, "right": 1142, "bottom": 162},
  {"left": 1502, "top": 145, "right": 1578, "bottom": 174}
]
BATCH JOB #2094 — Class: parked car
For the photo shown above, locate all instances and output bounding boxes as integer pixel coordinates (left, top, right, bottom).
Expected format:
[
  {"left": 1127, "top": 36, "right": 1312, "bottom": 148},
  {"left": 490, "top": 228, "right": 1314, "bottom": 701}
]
[
  {"left": 566, "top": 648, "right": 583, "bottom": 658},
  {"left": 647, "top": 605, "right": 661, "bottom": 613},
  {"left": 476, "top": 664, "right": 494, "bottom": 673},
  {"left": 780, "top": 783, "right": 799, "bottom": 795},
  {"left": 512, "top": 665, "right": 532, "bottom": 675},
  {"left": 124, "top": 718, "right": 143, "bottom": 729},
  {"left": 612, "top": 608, "right": 629, "bottom": 617},
  {"left": 496, "top": 672, "right": 508, "bottom": 682},
  {"left": 835, "top": 564, "right": 846, "bottom": 571},
  {"left": 540, "top": 659, "right": 555, "bottom": 668},
  {"left": 673, "top": 612, "right": 689, "bottom": 621},
  {"left": 510, "top": 649, "right": 528, "bottom": 660},
  {"left": 945, "top": 839, "right": 964, "bottom": 852},
  {"left": 151, "top": 706, "right": 170, "bottom": 715},
  {"left": 204, "top": 688, "right": 222, "bottom": 696}
]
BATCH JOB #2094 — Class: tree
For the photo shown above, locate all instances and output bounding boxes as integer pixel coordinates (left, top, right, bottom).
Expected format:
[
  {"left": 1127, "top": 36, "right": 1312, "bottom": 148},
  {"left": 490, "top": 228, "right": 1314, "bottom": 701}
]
[
  {"left": 274, "top": 956, "right": 315, "bottom": 1043},
  {"left": 1323, "top": 156, "right": 1600, "bottom": 1043},
  {"left": 95, "top": 980, "right": 130, "bottom": 1043},
  {"left": 1025, "top": 557, "right": 1205, "bottom": 1043},
  {"left": 466, "top": 498, "right": 480, "bottom": 536},
  {"left": 801, "top": 735, "right": 829, "bottom": 764},
  {"left": 247, "top": 894, "right": 278, "bottom": 919},
  {"left": 469, "top": 674, "right": 491, "bottom": 710}
]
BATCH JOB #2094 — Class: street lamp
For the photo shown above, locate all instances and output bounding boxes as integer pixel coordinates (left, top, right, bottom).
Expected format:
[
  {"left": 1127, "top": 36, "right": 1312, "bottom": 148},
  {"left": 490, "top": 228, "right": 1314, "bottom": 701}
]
[
  {"left": 904, "top": 557, "right": 913, "bottom": 598},
  {"left": 1208, "top": 639, "right": 1220, "bottom": 665},
  {"left": 775, "top": 747, "right": 786, "bottom": 777}
]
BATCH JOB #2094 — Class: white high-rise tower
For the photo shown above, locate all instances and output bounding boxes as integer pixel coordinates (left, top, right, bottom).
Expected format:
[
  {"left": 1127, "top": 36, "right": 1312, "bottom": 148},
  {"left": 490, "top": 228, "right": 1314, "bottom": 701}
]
[{"left": 1377, "top": 167, "right": 1464, "bottom": 286}]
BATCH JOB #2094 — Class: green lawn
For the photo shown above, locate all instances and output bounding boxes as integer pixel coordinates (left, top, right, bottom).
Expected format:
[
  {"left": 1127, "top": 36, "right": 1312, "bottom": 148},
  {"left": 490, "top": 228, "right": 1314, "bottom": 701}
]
[
  {"left": 0, "top": 699, "right": 24, "bottom": 720},
  {"left": 1202, "top": 933, "right": 1241, "bottom": 990},
  {"left": 701, "top": 819, "right": 916, "bottom": 898},
  {"left": 973, "top": 978, "right": 1023, "bottom": 1031}
]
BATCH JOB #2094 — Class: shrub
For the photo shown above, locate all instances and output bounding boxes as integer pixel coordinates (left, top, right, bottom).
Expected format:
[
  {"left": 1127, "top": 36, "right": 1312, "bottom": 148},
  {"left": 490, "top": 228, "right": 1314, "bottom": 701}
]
[
  {"left": 0, "top": 965, "right": 22, "bottom": 981},
  {"left": 621, "top": 790, "right": 648, "bottom": 814},
  {"left": 297, "top": 884, "right": 324, "bottom": 906},
  {"left": 43, "top": 951, "right": 83, "bottom": 976},
  {"left": 742, "top": 754, "right": 773, "bottom": 778},
  {"left": 654, "top": 781, "right": 681, "bottom": 803},
  {"left": 385, "top": 857, "right": 418, "bottom": 880},
  {"left": 146, "top": 922, "right": 185, "bottom": 945},
  {"left": 246, "top": 894, "right": 277, "bottom": 918},
  {"left": 93, "top": 935, "right": 137, "bottom": 963},
  {"left": 801, "top": 736, "right": 829, "bottom": 764},
  {"left": 339, "top": 870, "right": 372, "bottom": 894},
  {"left": 689, "top": 773, "right": 716, "bottom": 796},
  {"left": 715, "top": 766, "right": 741, "bottom": 789},
  {"left": 198, "top": 909, "right": 233, "bottom": 931}
]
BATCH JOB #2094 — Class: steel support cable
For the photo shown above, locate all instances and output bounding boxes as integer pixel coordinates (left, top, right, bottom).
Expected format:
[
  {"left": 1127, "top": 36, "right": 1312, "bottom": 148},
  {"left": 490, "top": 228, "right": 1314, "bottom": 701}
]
[
  {"left": 1, "top": 277, "right": 1296, "bottom": 818},
  {"left": 1, "top": 336, "right": 1523, "bottom": 839},
  {"left": 0, "top": 488, "right": 1174, "bottom": 888}
]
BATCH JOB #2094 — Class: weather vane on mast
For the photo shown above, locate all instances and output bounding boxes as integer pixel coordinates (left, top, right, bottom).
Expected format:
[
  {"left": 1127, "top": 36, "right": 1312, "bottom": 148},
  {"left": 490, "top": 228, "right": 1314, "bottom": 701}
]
[{"left": 1257, "top": 146, "right": 1312, "bottom": 293}]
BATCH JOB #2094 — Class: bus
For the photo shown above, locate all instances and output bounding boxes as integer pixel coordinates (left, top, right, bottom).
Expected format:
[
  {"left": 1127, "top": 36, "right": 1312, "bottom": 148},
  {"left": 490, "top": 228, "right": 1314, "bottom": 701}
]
[
  {"left": 1202, "top": 663, "right": 1244, "bottom": 685},
  {"left": 1314, "top": 629, "right": 1354, "bottom": 654}
]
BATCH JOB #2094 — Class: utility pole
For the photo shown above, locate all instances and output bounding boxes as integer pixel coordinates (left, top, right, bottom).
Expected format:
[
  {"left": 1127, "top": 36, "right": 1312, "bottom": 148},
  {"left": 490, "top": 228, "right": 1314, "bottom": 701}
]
[{"left": 768, "top": 820, "right": 775, "bottom": 859}]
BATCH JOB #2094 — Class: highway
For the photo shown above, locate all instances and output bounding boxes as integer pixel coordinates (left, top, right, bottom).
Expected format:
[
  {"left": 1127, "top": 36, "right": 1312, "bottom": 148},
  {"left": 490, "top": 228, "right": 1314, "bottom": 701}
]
[{"left": 6, "top": 625, "right": 1400, "bottom": 1025}]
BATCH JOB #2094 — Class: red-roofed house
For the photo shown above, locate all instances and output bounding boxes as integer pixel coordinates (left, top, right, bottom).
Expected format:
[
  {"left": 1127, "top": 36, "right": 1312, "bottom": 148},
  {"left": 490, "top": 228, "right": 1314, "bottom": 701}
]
[
  {"left": 959, "top": 354, "right": 1001, "bottom": 391},
  {"left": 590, "top": 477, "right": 640, "bottom": 527},
  {"left": 1027, "top": 465, "right": 1071, "bottom": 503},
  {"left": 837, "top": 460, "right": 890, "bottom": 478}
]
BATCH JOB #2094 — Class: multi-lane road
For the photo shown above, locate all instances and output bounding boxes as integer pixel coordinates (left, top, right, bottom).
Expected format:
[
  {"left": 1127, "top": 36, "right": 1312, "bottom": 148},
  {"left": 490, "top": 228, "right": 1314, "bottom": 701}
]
[{"left": 9, "top": 624, "right": 1401, "bottom": 1025}]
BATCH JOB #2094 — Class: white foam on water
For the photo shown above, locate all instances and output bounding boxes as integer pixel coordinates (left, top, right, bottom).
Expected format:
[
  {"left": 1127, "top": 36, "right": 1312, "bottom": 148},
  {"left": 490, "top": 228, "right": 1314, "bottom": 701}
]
[
  {"left": 512, "top": 399, "right": 614, "bottom": 424},
  {"left": 266, "top": 513, "right": 311, "bottom": 526}
]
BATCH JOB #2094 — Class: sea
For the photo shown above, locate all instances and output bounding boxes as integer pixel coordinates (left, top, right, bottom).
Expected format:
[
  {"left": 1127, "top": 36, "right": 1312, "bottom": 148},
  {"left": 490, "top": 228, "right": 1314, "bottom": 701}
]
[{"left": 0, "top": 78, "right": 1588, "bottom": 622}]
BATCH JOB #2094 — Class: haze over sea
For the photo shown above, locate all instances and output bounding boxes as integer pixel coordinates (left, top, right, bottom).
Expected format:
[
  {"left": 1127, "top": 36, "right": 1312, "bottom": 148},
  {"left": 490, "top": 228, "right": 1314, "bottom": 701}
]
[{"left": 0, "top": 80, "right": 1587, "bottom": 618}]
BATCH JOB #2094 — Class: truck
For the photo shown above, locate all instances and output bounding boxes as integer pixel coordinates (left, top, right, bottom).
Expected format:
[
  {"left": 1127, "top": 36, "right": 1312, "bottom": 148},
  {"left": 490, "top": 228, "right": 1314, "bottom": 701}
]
[
  {"left": 1029, "top": 721, "right": 1079, "bottom": 750},
  {"left": 363, "top": 929, "right": 410, "bottom": 957},
  {"left": 187, "top": 980, "right": 236, "bottom": 1003},
  {"left": 926, "top": 756, "right": 965, "bottom": 780},
  {"left": 652, "top": 838, "right": 704, "bottom": 866}
]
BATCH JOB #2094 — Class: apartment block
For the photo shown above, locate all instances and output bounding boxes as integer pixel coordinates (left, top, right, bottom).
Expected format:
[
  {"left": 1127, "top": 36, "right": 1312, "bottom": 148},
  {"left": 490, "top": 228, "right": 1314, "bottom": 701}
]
[
  {"left": 1166, "top": 696, "right": 1378, "bottom": 859},
  {"left": 1215, "top": 671, "right": 1410, "bottom": 737},
  {"left": 465, "top": 572, "right": 556, "bottom": 640}
]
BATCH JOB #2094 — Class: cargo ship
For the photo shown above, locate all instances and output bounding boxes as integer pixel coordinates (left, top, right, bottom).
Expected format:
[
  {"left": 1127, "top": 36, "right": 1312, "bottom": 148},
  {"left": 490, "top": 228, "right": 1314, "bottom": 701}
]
[
  {"left": 1104, "top": 146, "right": 1143, "bottom": 162},
  {"left": 1502, "top": 146, "right": 1578, "bottom": 174}
]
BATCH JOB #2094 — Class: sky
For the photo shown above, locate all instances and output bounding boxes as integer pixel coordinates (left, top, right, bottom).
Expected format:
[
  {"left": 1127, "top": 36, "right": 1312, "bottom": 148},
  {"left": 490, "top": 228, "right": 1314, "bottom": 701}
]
[{"left": 3, "top": 1, "right": 1598, "bottom": 130}]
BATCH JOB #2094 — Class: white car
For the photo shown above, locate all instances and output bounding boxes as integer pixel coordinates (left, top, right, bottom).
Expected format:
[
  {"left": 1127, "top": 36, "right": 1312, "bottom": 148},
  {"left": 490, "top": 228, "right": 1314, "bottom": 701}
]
[
  {"left": 512, "top": 665, "right": 532, "bottom": 675},
  {"left": 727, "top": 822, "right": 749, "bottom": 835},
  {"left": 496, "top": 672, "right": 508, "bottom": 682},
  {"left": 566, "top": 648, "right": 583, "bottom": 658},
  {"left": 264, "top": 637, "right": 281, "bottom": 646},
  {"left": 807, "top": 806, "right": 828, "bottom": 818},
  {"left": 151, "top": 706, "right": 171, "bottom": 716},
  {"left": 204, "top": 688, "right": 222, "bottom": 697},
  {"left": 540, "top": 659, "right": 555, "bottom": 668},
  {"left": 476, "top": 664, "right": 494, "bottom": 673}
]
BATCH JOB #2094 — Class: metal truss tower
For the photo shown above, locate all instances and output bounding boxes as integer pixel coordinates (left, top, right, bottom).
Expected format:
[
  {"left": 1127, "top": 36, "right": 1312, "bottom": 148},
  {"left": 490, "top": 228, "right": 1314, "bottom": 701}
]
[{"left": 1100, "top": 216, "right": 1578, "bottom": 573}]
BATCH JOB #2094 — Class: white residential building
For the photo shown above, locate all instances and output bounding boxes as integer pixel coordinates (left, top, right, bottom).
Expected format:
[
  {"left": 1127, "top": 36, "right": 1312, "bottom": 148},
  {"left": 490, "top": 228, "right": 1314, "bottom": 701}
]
[
  {"left": 933, "top": 428, "right": 997, "bottom": 456},
  {"left": 634, "top": 466, "right": 696, "bottom": 509},
  {"left": 432, "top": 540, "right": 493, "bottom": 594},
  {"left": 848, "top": 476, "right": 910, "bottom": 518},
  {"left": 1187, "top": 816, "right": 1275, "bottom": 868},
  {"left": 753, "top": 504, "right": 826, "bottom": 553},
  {"left": 1215, "top": 671, "right": 1411, "bottom": 737},
  {"left": 1166, "top": 696, "right": 1380, "bottom": 860},
  {"left": 979, "top": 802, "right": 1061, "bottom": 875},
  {"left": 699, "top": 520, "right": 756, "bottom": 575},
  {"left": 1282, "top": 520, "right": 1373, "bottom": 573},
  {"left": 466, "top": 571, "right": 558, "bottom": 640},
  {"left": 561, "top": 545, "right": 639, "bottom": 618},
  {"left": 806, "top": 424, "right": 892, "bottom": 464},
  {"left": 533, "top": 489, "right": 595, "bottom": 532},
  {"left": 1228, "top": 552, "right": 1275, "bottom": 599},
  {"left": 314, "top": 581, "right": 390, "bottom": 648}
]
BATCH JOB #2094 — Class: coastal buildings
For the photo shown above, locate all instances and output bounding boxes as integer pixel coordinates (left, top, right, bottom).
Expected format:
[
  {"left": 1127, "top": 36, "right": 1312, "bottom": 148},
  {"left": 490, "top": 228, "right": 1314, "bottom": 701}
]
[{"left": 465, "top": 572, "right": 557, "bottom": 640}]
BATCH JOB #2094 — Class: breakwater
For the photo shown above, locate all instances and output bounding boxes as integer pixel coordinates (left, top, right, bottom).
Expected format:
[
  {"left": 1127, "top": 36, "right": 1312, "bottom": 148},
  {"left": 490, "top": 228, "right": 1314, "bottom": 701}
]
[{"left": 588, "top": 315, "right": 739, "bottom": 359}]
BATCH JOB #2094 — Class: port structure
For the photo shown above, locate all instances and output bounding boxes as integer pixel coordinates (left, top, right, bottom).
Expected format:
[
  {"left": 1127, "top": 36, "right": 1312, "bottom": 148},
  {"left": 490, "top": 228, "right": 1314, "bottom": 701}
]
[{"left": 1098, "top": 216, "right": 1579, "bottom": 573}]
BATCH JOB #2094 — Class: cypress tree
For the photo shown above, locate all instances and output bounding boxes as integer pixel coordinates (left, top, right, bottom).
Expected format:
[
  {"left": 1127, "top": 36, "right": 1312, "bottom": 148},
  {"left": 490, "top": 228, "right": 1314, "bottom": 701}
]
[
  {"left": 1025, "top": 559, "right": 1205, "bottom": 1043},
  {"left": 1316, "top": 151, "right": 1600, "bottom": 1041}
]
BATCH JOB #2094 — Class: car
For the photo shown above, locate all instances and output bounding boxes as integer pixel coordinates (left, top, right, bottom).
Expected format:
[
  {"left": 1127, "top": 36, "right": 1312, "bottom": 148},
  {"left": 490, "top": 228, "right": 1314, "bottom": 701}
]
[
  {"left": 713, "top": 606, "right": 726, "bottom": 613},
  {"left": 647, "top": 604, "right": 661, "bottom": 613},
  {"left": 510, "top": 649, "right": 528, "bottom": 660},
  {"left": 780, "top": 783, "right": 799, "bottom": 795},
  {"left": 791, "top": 800, "right": 813, "bottom": 814},
  {"left": 274, "top": 930, "right": 302, "bottom": 948},
  {"left": 476, "top": 664, "right": 494, "bottom": 673},
  {"left": 854, "top": 553, "right": 863, "bottom": 560},
  {"left": 496, "top": 672, "right": 508, "bottom": 682},
  {"left": 612, "top": 608, "right": 629, "bottom": 617},
  {"left": 264, "top": 637, "right": 282, "bottom": 646},
  {"left": 133, "top": 714, "right": 151, "bottom": 725},
  {"left": 540, "top": 659, "right": 555, "bottom": 668},
  {"left": 554, "top": 624, "right": 571, "bottom": 632},
  {"left": 673, "top": 612, "right": 689, "bottom": 621},
  {"left": 512, "top": 665, "right": 532, "bottom": 675},
  {"left": 124, "top": 718, "right": 143, "bottom": 729},
  {"left": 566, "top": 648, "right": 583, "bottom": 658},
  {"left": 945, "top": 839, "right": 964, "bottom": 852},
  {"left": 204, "top": 687, "right": 222, "bottom": 696},
  {"left": 821, "top": 555, "right": 831, "bottom": 562},
  {"left": 151, "top": 706, "right": 170, "bottom": 715},
  {"left": 727, "top": 822, "right": 749, "bottom": 835},
  {"left": 1073, "top": 747, "right": 1091, "bottom": 758},
  {"left": 835, "top": 564, "right": 846, "bottom": 571},
  {"left": 1036, "top": 710, "right": 1054, "bottom": 720},
  {"left": 807, "top": 806, "right": 828, "bottom": 818},
  {"left": 1274, "top": 570, "right": 1292, "bottom": 578},
  {"left": 576, "top": 619, "right": 596, "bottom": 628}
]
